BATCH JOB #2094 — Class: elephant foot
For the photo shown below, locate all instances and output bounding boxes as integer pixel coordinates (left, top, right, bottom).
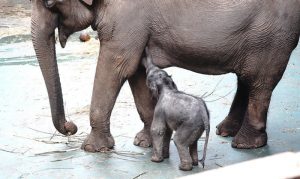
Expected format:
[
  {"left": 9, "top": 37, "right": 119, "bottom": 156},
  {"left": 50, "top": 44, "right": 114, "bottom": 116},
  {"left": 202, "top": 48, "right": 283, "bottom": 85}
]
[
  {"left": 81, "top": 129, "right": 115, "bottom": 152},
  {"left": 192, "top": 161, "right": 199, "bottom": 166},
  {"left": 163, "top": 149, "right": 170, "bottom": 159},
  {"left": 134, "top": 128, "right": 152, "bottom": 148},
  {"left": 179, "top": 162, "right": 193, "bottom": 171},
  {"left": 231, "top": 125, "right": 267, "bottom": 149},
  {"left": 151, "top": 154, "right": 164, "bottom": 163},
  {"left": 216, "top": 116, "right": 242, "bottom": 137}
]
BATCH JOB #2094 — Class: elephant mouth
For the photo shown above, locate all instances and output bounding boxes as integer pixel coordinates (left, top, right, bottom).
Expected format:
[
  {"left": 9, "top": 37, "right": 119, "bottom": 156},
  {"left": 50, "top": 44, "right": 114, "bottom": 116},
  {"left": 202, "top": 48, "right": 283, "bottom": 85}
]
[{"left": 58, "top": 25, "right": 71, "bottom": 48}]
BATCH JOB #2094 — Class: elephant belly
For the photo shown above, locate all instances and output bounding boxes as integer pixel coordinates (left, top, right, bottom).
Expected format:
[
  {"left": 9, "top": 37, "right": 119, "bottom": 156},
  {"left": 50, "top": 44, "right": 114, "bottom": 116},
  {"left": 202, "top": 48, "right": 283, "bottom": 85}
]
[
  {"left": 148, "top": 0, "right": 300, "bottom": 75},
  {"left": 148, "top": 1, "right": 258, "bottom": 74},
  {"left": 148, "top": 36, "right": 238, "bottom": 75}
]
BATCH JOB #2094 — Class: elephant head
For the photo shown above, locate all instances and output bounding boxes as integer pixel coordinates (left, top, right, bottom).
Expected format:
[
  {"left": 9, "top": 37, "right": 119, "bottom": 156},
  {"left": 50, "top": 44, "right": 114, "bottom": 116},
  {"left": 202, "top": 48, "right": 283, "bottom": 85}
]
[{"left": 31, "top": 0, "right": 95, "bottom": 135}]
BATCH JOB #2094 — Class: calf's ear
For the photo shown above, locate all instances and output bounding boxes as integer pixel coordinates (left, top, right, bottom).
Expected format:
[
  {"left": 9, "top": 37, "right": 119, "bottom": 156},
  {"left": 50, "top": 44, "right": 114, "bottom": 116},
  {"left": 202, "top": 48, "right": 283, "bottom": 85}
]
[{"left": 81, "top": 0, "right": 93, "bottom": 5}]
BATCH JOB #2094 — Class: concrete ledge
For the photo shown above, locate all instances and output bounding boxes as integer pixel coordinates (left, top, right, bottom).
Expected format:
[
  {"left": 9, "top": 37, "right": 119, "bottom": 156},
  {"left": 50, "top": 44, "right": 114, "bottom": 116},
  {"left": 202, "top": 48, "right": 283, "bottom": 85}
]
[{"left": 181, "top": 152, "right": 300, "bottom": 179}]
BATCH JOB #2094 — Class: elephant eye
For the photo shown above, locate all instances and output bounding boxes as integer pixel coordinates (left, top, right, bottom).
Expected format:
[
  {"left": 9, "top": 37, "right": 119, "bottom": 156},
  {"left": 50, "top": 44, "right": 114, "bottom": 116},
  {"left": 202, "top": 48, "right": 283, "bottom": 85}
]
[{"left": 44, "top": 0, "right": 56, "bottom": 8}]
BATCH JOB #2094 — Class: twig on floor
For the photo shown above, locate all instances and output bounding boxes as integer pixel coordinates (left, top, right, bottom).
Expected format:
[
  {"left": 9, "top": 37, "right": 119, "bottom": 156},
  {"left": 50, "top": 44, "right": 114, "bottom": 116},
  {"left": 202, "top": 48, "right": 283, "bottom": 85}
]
[
  {"left": 205, "top": 89, "right": 234, "bottom": 102},
  {"left": 50, "top": 155, "right": 85, "bottom": 162},
  {"left": 215, "top": 162, "right": 223, "bottom": 167},
  {"left": 133, "top": 172, "right": 147, "bottom": 179},
  {"left": 110, "top": 156, "right": 140, "bottom": 162},
  {"left": 34, "top": 148, "right": 80, "bottom": 156},
  {"left": 113, "top": 150, "right": 144, "bottom": 156},
  {"left": 209, "top": 157, "right": 223, "bottom": 160},
  {"left": 50, "top": 130, "right": 57, "bottom": 140},
  {"left": 28, "top": 127, "right": 62, "bottom": 136},
  {"left": 0, "top": 148, "right": 20, "bottom": 154},
  {"left": 113, "top": 169, "right": 129, "bottom": 174},
  {"left": 19, "top": 172, "right": 30, "bottom": 178},
  {"left": 21, "top": 148, "right": 31, "bottom": 155},
  {"left": 29, "top": 126, "right": 88, "bottom": 140},
  {"left": 201, "top": 78, "right": 224, "bottom": 98},
  {"left": 14, "top": 134, "right": 84, "bottom": 145},
  {"left": 51, "top": 156, "right": 74, "bottom": 162},
  {"left": 14, "top": 135, "right": 65, "bottom": 144},
  {"left": 103, "top": 150, "right": 145, "bottom": 159}
]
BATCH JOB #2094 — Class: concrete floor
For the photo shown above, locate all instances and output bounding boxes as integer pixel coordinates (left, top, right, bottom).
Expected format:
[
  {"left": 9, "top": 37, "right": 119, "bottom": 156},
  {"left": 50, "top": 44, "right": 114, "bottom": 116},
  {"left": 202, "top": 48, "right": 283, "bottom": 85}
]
[{"left": 0, "top": 2, "right": 299, "bottom": 179}]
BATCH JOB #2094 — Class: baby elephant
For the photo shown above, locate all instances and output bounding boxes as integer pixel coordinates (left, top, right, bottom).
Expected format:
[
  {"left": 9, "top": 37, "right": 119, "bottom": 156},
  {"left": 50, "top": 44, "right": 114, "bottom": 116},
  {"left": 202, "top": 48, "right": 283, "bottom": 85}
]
[{"left": 142, "top": 47, "right": 210, "bottom": 171}]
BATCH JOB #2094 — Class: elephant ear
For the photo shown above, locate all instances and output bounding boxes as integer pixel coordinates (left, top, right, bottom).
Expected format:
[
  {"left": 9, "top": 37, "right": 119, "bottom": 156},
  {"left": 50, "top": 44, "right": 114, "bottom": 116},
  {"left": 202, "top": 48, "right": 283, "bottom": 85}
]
[{"left": 81, "top": 0, "right": 93, "bottom": 6}]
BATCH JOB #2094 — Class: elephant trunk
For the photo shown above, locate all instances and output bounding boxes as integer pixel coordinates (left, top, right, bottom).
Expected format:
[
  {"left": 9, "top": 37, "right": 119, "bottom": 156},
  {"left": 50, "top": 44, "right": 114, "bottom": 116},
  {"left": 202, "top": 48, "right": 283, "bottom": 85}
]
[{"left": 31, "top": 10, "right": 77, "bottom": 135}]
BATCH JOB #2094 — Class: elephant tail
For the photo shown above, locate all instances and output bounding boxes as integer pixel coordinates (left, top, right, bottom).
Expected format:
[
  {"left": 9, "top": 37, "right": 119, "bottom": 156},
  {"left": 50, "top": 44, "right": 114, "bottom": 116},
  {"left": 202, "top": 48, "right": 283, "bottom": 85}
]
[{"left": 199, "top": 102, "right": 210, "bottom": 168}]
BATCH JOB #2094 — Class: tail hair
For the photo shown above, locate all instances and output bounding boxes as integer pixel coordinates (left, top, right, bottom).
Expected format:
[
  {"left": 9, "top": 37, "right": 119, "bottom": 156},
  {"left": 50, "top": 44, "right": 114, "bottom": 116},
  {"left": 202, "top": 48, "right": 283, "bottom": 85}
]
[{"left": 200, "top": 104, "right": 210, "bottom": 168}]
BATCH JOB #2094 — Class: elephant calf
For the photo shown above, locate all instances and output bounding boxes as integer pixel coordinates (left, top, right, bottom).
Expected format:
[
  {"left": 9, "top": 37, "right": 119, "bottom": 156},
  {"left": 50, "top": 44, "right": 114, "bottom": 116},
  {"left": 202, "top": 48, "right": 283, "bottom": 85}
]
[{"left": 142, "top": 48, "right": 210, "bottom": 171}]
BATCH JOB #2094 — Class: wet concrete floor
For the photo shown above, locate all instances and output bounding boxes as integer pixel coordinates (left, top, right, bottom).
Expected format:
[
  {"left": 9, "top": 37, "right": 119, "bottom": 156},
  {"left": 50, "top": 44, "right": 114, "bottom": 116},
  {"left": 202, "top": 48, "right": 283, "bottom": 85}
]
[{"left": 0, "top": 2, "right": 299, "bottom": 179}]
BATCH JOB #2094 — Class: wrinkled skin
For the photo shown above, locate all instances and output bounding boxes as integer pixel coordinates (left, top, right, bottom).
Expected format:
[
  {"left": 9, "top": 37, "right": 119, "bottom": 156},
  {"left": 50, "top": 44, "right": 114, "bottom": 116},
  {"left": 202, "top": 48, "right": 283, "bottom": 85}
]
[
  {"left": 31, "top": 0, "right": 300, "bottom": 152},
  {"left": 143, "top": 48, "right": 210, "bottom": 171}
]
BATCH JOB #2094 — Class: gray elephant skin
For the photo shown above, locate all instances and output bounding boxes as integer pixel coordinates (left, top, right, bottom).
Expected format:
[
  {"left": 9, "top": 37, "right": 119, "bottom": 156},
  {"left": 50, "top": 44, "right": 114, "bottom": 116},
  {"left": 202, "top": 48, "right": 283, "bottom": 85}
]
[
  {"left": 142, "top": 47, "right": 210, "bottom": 171},
  {"left": 31, "top": 0, "right": 300, "bottom": 152}
]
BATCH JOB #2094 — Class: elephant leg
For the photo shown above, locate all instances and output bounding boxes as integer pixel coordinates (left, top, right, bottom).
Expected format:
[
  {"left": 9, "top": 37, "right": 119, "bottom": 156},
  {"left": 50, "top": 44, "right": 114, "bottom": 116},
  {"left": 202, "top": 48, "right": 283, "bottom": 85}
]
[
  {"left": 231, "top": 86, "right": 272, "bottom": 149},
  {"left": 162, "top": 127, "right": 173, "bottom": 158},
  {"left": 81, "top": 48, "right": 126, "bottom": 152},
  {"left": 128, "top": 66, "right": 156, "bottom": 148},
  {"left": 216, "top": 79, "right": 249, "bottom": 137},
  {"left": 189, "top": 141, "right": 198, "bottom": 166},
  {"left": 173, "top": 131, "right": 193, "bottom": 171},
  {"left": 232, "top": 52, "right": 290, "bottom": 149},
  {"left": 174, "top": 124, "right": 202, "bottom": 171},
  {"left": 150, "top": 114, "right": 166, "bottom": 163}
]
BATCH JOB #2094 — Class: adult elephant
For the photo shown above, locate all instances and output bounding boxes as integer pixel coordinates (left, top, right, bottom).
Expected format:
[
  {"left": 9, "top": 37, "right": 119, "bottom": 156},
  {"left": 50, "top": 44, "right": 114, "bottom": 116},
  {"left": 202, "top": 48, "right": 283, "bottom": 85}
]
[{"left": 31, "top": 0, "right": 300, "bottom": 152}]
